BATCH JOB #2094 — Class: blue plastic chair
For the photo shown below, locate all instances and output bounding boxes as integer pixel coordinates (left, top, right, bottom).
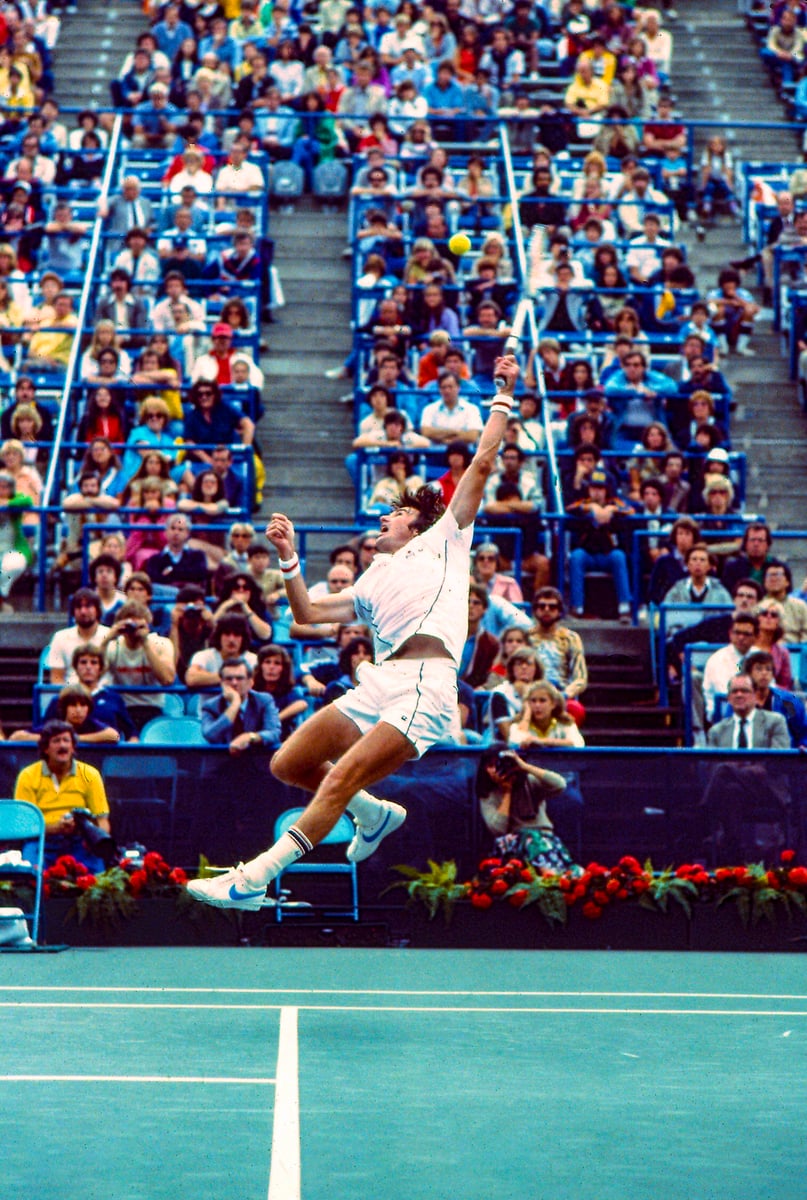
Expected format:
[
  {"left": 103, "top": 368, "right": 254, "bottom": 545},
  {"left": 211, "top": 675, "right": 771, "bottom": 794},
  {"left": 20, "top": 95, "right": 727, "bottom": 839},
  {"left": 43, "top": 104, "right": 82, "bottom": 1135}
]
[
  {"left": 0, "top": 800, "right": 45, "bottom": 945},
  {"left": 272, "top": 806, "right": 359, "bottom": 923},
  {"left": 139, "top": 716, "right": 208, "bottom": 745}
]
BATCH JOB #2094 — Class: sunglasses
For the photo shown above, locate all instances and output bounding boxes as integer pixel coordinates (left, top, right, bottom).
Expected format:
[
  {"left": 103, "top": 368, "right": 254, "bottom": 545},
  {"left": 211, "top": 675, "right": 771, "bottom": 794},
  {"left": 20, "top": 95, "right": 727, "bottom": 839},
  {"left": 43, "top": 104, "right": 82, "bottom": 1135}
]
[{"left": 535, "top": 602, "right": 560, "bottom": 610}]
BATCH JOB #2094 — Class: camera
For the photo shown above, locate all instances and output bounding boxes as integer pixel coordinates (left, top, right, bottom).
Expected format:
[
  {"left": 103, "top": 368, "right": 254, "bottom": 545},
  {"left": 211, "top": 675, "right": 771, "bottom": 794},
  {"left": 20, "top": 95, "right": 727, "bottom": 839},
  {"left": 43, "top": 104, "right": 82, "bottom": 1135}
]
[
  {"left": 496, "top": 750, "right": 521, "bottom": 778},
  {"left": 72, "top": 808, "right": 117, "bottom": 868},
  {"left": 123, "top": 620, "right": 141, "bottom": 634}
]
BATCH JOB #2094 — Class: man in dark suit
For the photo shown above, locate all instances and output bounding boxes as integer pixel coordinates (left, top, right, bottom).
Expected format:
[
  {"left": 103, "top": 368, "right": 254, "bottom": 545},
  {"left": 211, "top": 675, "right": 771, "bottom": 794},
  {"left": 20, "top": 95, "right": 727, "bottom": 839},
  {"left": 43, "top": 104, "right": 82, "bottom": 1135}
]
[
  {"left": 145, "top": 514, "right": 208, "bottom": 590},
  {"left": 93, "top": 269, "right": 149, "bottom": 347},
  {"left": 201, "top": 656, "right": 281, "bottom": 751},
  {"left": 702, "top": 673, "right": 791, "bottom": 863},
  {"left": 99, "top": 176, "right": 155, "bottom": 242},
  {"left": 199, "top": 655, "right": 282, "bottom": 859}
]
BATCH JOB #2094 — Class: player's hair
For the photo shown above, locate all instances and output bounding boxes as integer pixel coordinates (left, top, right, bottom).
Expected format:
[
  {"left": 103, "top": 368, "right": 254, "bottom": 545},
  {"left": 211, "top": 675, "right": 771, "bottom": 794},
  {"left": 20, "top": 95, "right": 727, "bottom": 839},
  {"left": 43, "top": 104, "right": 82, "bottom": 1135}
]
[{"left": 392, "top": 484, "right": 446, "bottom": 534}]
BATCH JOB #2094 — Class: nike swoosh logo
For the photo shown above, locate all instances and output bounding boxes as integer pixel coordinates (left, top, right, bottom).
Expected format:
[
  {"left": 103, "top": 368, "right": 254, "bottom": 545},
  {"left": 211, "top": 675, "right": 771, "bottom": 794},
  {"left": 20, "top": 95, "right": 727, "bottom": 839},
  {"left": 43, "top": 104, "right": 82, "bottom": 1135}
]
[
  {"left": 228, "top": 883, "right": 265, "bottom": 900},
  {"left": 360, "top": 812, "right": 391, "bottom": 844}
]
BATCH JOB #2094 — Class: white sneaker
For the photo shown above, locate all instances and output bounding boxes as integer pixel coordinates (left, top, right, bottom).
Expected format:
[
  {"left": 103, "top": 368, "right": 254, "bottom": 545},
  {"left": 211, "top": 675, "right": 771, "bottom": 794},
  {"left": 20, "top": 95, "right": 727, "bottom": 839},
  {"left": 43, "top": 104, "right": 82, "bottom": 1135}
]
[
  {"left": 186, "top": 865, "right": 271, "bottom": 911},
  {"left": 346, "top": 801, "right": 407, "bottom": 863}
]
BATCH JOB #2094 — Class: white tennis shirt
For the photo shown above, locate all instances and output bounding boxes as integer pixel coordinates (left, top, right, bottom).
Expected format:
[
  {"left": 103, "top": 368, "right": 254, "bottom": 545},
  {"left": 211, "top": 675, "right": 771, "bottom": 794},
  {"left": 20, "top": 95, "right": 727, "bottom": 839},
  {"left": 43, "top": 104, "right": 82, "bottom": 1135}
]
[{"left": 350, "top": 507, "right": 473, "bottom": 667}]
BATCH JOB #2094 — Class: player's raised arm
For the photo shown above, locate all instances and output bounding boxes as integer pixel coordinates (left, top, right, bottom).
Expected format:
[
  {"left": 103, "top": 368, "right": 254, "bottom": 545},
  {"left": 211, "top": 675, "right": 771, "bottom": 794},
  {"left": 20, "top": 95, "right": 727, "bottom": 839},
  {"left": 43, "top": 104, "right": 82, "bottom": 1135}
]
[
  {"left": 450, "top": 354, "right": 520, "bottom": 530},
  {"left": 266, "top": 513, "right": 357, "bottom": 625}
]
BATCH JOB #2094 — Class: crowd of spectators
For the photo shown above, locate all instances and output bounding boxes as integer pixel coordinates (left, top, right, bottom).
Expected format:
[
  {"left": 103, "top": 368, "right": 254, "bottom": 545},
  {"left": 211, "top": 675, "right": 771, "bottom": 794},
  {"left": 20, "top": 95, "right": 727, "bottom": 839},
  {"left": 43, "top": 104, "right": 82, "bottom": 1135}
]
[{"left": 2, "top": 0, "right": 807, "bottom": 877}]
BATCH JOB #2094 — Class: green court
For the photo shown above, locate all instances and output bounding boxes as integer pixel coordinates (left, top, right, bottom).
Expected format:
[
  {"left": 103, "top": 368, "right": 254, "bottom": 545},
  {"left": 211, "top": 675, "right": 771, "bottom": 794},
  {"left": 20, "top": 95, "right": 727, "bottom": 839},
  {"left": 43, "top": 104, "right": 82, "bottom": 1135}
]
[{"left": 3, "top": 948, "right": 806, "bottom": 1200}]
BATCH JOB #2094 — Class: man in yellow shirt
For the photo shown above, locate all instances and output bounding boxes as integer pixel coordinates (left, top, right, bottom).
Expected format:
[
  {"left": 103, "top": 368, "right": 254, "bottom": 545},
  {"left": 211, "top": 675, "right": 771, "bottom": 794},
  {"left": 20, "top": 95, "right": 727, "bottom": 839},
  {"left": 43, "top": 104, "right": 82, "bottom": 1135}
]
[
  {"left": 14, "top": 720, "right": 112, "bottom": 870},
  {"left": 564, "top": 57, "right": 610, "bottom": 116},
  {"left": 24, "top": 291, "right": 77, "bottom": 372}
]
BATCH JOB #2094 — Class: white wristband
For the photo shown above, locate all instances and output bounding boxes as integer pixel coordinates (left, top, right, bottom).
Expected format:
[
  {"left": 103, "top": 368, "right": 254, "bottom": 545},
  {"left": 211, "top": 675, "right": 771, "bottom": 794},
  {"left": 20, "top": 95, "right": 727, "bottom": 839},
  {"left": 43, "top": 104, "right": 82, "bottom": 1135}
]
[
  {"left": 281, "top": 564, "right": 301, "bottom": 581},
  {"left": 491, "top": 395, "right": 514, "bottom": 416},
  {"left": 279, "top": 554, "right": 299, "bottom": 571}
]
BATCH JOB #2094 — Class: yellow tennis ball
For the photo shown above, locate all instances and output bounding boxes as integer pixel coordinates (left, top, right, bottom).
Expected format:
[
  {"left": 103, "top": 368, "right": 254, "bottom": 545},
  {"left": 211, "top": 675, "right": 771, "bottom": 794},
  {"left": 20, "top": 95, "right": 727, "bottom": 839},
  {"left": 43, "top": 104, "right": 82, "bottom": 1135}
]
[{"left": 448, "top": 232, "right": 472, "bottom": 256}]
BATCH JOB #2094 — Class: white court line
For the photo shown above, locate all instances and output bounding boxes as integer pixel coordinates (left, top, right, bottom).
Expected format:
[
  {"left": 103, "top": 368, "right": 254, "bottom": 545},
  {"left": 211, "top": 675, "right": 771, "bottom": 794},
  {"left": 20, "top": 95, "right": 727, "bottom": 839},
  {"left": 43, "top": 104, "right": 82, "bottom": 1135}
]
[
  {"left": 267, "top": 1006, "right": 300, "bottom": 1200},
  {"left": 1, "top": 1001, "right": 807, "bottom": 1016},
  {"left": 0, "top": 1074, "right": 275, "bottom": 1084},
  {"left": 3, "top": 986, "right": 807, "bottom": 1001}
]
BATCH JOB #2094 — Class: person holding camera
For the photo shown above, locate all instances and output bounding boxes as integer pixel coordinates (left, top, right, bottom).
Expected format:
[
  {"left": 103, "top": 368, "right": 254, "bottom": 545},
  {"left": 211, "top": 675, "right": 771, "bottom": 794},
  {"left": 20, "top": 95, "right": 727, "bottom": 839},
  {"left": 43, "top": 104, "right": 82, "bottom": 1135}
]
[
  {"left": 169, "top": 583, "right": 215, "bottom": 683},
  {"left": 475, "top": 743, "right": 575, "bottom": 870},
  {"left": 101, "top": 600, "right": 177, "bottom": 732},
  {"left": 14, "top": 720, "right": 113, "bottom": 871}
]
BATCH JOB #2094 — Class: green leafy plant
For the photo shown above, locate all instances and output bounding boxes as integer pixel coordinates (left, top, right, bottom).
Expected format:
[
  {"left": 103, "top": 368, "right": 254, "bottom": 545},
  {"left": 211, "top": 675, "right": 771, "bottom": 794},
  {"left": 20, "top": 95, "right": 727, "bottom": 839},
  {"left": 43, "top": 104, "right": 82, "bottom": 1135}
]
[{"left": 383, "top": 860, "right": 470, "bottom": 923}]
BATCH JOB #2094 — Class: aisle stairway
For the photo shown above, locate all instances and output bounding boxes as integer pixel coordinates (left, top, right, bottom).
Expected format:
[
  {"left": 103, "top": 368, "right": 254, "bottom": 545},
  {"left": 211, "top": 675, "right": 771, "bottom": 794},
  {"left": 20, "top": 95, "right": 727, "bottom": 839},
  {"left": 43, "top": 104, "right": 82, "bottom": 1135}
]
[
  {"left": 672, "top": 0, "right": 807, "bottom": 577},
  {"left": 259, "top": 201, "right": 356, "bottom": 558},
  {"left": 52, "top": 1, "right": 145, "bottom": 109}
]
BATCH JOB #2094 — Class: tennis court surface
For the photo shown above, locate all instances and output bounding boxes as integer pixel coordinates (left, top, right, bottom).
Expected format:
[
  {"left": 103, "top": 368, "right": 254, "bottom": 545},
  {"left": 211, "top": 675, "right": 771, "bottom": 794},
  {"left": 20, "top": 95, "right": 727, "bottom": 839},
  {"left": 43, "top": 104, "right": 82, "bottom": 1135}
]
[{"left": 3, "top": 947, "right": 806, "bottom": 1200}]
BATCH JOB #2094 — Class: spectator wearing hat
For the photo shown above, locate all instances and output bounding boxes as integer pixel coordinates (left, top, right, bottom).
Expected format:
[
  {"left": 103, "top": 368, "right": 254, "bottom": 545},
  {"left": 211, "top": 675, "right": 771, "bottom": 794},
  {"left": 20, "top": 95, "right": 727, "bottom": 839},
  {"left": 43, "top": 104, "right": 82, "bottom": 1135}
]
[
  {"left": 567, "top": 467, "right": 634, "bottom": 621},
  {"left": 190, "top": 326, "right": 263, "bottom": 389}
]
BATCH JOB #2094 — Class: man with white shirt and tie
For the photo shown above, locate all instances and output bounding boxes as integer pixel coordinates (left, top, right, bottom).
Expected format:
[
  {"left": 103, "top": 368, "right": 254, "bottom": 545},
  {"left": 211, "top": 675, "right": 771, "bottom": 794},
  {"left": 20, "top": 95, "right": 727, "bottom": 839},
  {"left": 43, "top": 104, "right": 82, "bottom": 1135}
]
[
  {"left": 98, "top": 177, "right": 154, "bottom": 245},
  {"left": 702, "top": 673, "right": 791, "bottom": 864}
]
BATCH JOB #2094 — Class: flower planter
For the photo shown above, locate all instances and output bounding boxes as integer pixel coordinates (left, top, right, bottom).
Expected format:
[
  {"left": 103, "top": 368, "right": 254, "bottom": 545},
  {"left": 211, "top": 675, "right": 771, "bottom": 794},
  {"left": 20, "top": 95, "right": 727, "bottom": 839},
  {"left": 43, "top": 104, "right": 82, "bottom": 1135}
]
[
  {"left": 43, "top": 897, "right": 249, "bottom": 947},
  {"left": 689, "top": 903, "right": 807, "bottom": 953},
  {"left": 392, "top": 901, "right": 691, "bottom": 951}
]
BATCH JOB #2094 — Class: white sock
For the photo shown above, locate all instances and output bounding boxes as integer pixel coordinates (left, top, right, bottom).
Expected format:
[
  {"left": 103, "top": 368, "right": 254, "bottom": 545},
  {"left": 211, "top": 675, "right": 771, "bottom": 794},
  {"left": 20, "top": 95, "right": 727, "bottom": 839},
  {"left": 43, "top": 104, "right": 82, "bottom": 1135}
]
[
  {"left": 347, "top": 788, "right": 385, "bottom": 827},
  {"left": 241, "top": 827, "right": 313, "bottom": 888}
]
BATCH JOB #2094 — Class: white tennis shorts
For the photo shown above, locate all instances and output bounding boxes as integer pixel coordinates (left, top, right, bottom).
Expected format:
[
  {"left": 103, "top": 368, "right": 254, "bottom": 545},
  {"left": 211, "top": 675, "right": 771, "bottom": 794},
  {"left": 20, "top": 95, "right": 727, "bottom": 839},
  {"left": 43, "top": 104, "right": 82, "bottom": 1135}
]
[{"left": 332, "top": 657, "right": 458, "bottom": 758}]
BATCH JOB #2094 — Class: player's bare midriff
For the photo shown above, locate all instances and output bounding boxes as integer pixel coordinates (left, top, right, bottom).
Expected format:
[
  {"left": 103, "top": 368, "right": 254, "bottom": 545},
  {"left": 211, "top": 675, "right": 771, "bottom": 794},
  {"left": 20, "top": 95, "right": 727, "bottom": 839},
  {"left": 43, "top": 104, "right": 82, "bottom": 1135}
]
[{"left": 389, "top": 634, "right": 453, "bottom": 662}]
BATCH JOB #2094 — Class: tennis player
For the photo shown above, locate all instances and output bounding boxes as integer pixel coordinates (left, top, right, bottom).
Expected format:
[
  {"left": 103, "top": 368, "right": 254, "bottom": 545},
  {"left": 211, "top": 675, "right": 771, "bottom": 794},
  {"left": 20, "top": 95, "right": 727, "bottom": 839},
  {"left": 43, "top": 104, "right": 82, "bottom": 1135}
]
[{"left": 188, "top": 354, "right": 521, "bottom": 910}]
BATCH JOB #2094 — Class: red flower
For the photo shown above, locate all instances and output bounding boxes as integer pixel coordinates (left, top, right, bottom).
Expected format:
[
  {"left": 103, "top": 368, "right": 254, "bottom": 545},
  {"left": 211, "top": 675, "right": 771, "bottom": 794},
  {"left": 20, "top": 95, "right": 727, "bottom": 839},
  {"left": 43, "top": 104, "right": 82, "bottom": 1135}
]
[
  {"left": 781, "top": 849, "right": 796, "bottom": 864},
  {"left": 616, "top": 887, "right": 628, "bottom": 900},
  {"left": 693, "top": 872, "right": 710, "bottom": 887},
  {"left": 74, "top": 874, "right": 96, "bottom": 891},
  {"left": 715, "top": 868, "right": 733, "bottom": 882},
  {"left": 618, "top": 856, "right": 642, "bottom": 874},
  {"left": 788, "top": 867, "right": 807, "bottom": 886},
  {"left": 490, "top": 879, "right": 509, "bottom": 896},
  {"left": 471, "top": 892, "right": 493, "bottom": 909},
  {"left": 676, "top": 864, "right": 693, "bottom": 878},
  {"left": 767, "top": 872, "right": 781, "bottom": 889},
  {"left": 605, "top": 878, "right": 621, "bottom": 894},
  {"left": 478, "top": 858, "right": 501, "bottom": 870},
  {"left": 58, "top": 856, "right": 80, "bottom": 871},
  {"left": 508, "top": 889, "right": 529, "bottom": 908},
  {"left": 169, "top": 867, "right": 188, "bottom": 885},
  {"left": 46, "top": 864, "right": 68, "bottom": 880},
  {"left": 558, "top": 876, "right": 572, "bottom": 892},
  {"left": 507, "top": 859, "right": 525, "bottom": 870},
  {"left": 582, "top": 901, "right": 603, "bottom": 920},
  {"left": 128, "top": 869, "right": 148, "bottom": 896},
  {"left": 632, "top": 878, "right": 649, "bottom": 894},
  {"left": 593, "top": 889, "right": 610, "bottom": 906},
  {"left": 490, "top": 867, "right": 508, "bottom": 878},
  {"left": 519, "top": 869, "right": 533, "bottom": 882}
]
